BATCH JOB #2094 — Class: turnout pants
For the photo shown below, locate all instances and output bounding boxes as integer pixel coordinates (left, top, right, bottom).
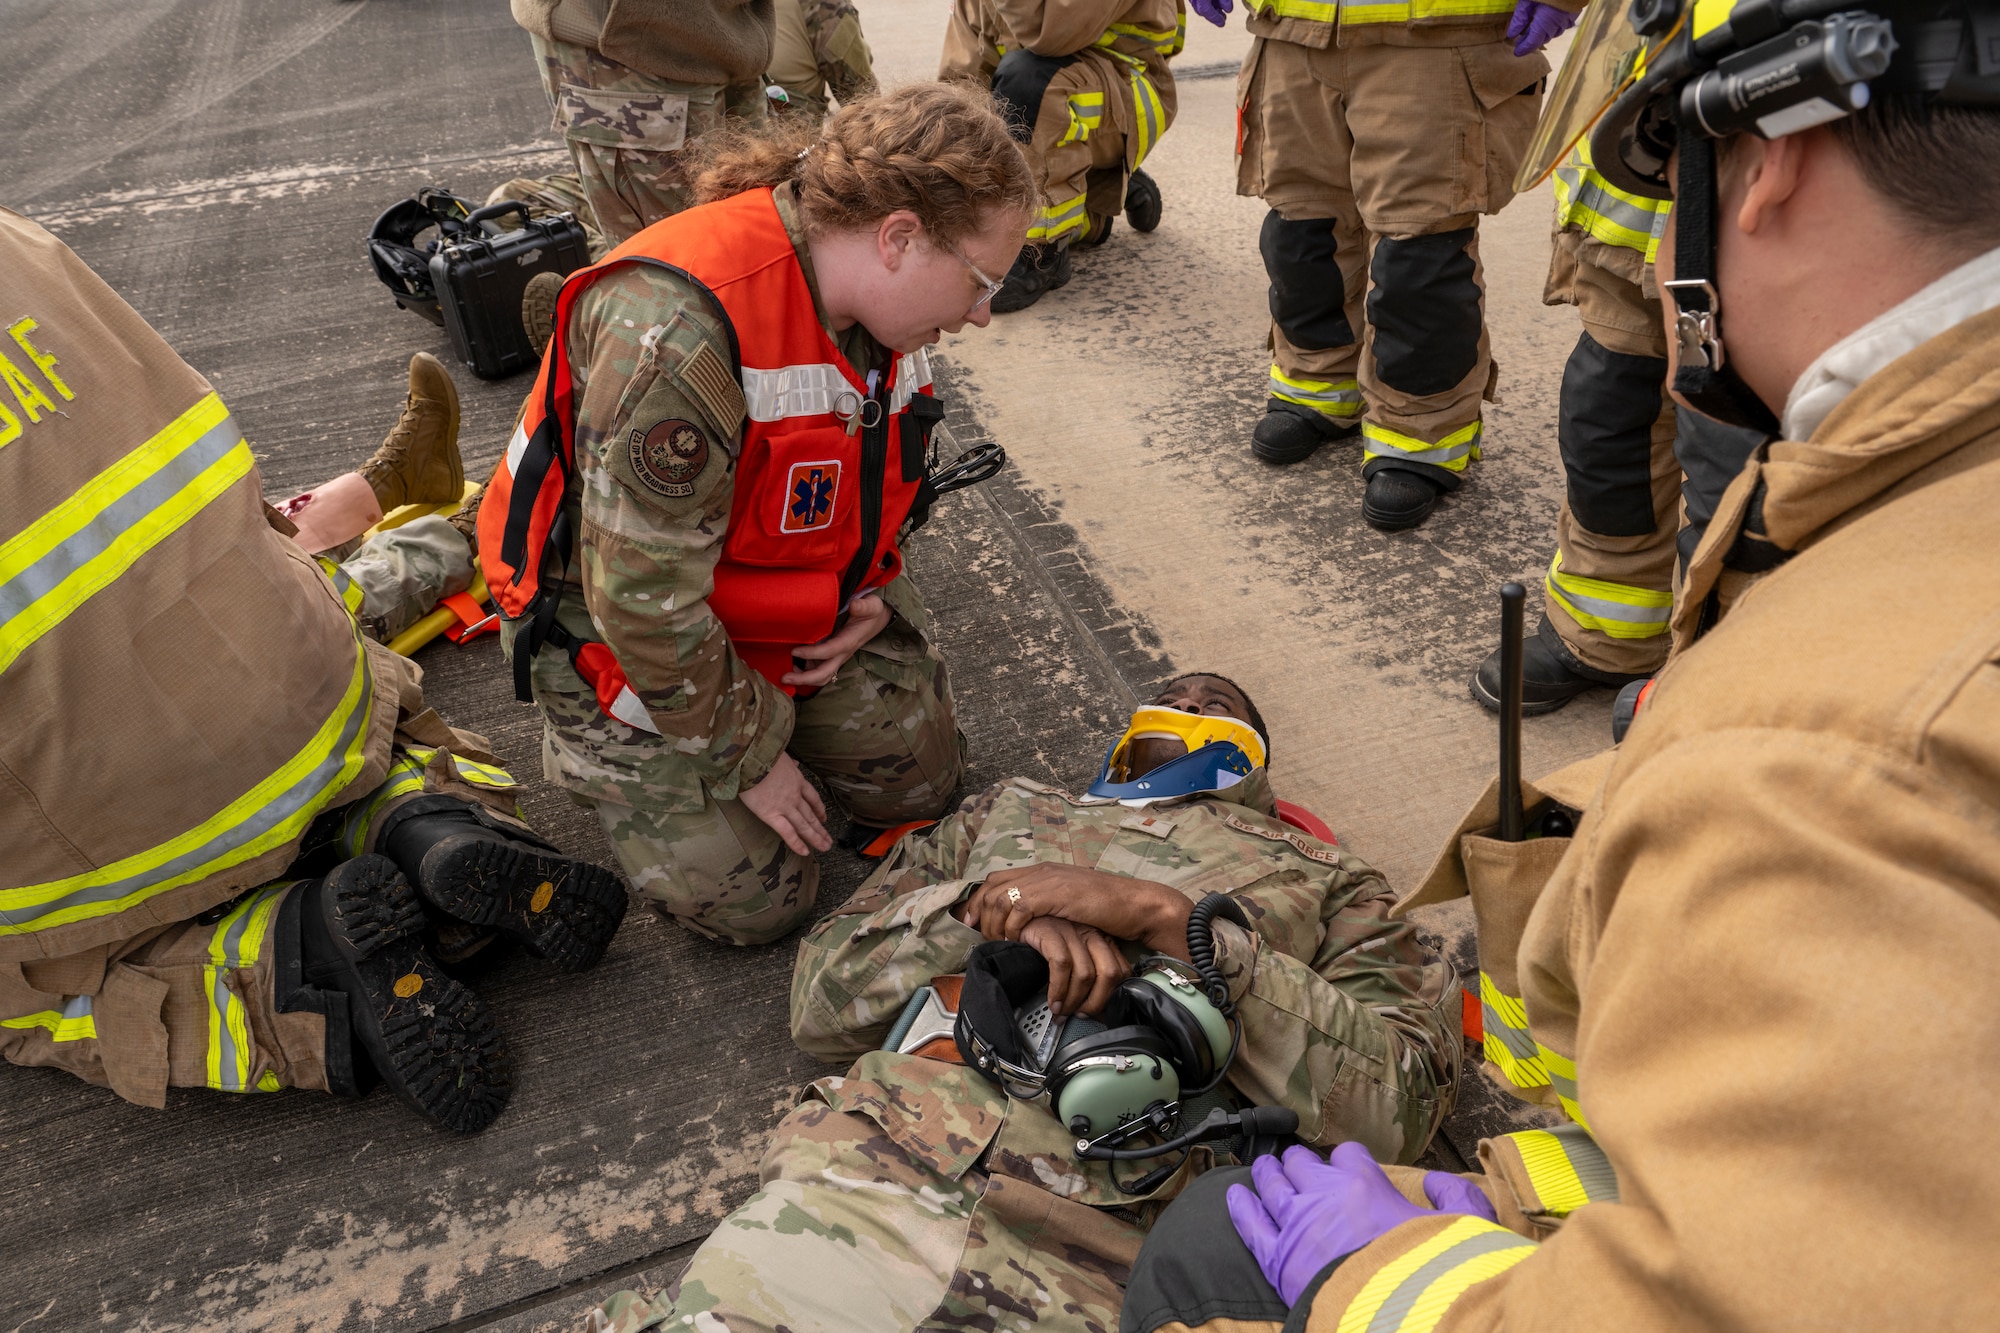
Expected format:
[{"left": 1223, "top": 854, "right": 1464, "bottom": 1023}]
[
  {"left": 533, "top": 592, "right": 965, "bottom": 947},
  {"left": 0, "top": 743, "right": 520, "bottom": 1108},
  {"left": 1237, "top": 35, "right": 1543, "bottom": 485},
  {"left": 529, "top": 35, "right": 765, "bottom": 246},
  {"left": 941, "top": 18, "right": 1175, "bottom": 246},
  {"left": 1540, "top": 232, "right": 1763, "bottom": 675}
]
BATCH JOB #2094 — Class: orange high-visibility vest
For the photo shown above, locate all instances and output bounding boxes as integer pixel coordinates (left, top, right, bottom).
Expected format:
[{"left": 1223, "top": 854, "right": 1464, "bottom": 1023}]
[{"left": 479, "top": 187, "right": 940, "bottom": 723}]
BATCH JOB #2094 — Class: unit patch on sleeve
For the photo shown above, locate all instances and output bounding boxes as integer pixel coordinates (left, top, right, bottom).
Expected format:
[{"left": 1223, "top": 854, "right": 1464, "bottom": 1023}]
[{"left": 628, "top": 418, "right": 711, "bottom": 498}]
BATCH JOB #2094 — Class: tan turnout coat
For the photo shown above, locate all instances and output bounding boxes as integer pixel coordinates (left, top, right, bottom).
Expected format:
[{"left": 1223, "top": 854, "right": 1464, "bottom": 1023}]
[
  {"left": 0, "top": 209, "right": 403, "bottom": 968},
  {"left": 1306, "top": 307, "right": 2000, "bottom": 1328}
]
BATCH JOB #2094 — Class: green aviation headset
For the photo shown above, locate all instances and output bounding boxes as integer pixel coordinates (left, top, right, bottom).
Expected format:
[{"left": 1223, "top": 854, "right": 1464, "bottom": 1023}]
[{"left": 952, "top": 894, "right": 1299, "bottom": 1192}]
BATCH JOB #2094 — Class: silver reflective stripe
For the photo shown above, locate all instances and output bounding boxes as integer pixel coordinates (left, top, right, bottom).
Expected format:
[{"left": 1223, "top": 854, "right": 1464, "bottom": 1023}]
[
  {"left": 1548, "top": 574, "right": 1673, "bottom": 626},
  {"left": 1363, "top": 432, "right": 1478, "bottom": 467},
  {"left": 209, "top": 964, "right": 244, "bottom": 1091},
  {"left": 1482, "top": 1003, "right": 1541, "bottom": 1061},
  {"left": 0, "top": 412, "right": 243, "bottom": 627},
  {"left": 743, "top": 353, "right": 930, "bottom": 422},
  {"left": 0, "top": 658, "right": 372, "bottom": 929},
  {"left": 1551, "top": 1124, "right": 1620, "bottom": 1204},
  {"left": 740, "top": 363, "right": 860, "bottom": 422},
  {"left": 1366, "top": 1229, "right": 1534, "bottom": 1333},
  {"left": 889, "top": 349, "right": 932, "bottom": 414},
  {"left": 1554, "top": 162, "right": 1672, "bottom": 243}
]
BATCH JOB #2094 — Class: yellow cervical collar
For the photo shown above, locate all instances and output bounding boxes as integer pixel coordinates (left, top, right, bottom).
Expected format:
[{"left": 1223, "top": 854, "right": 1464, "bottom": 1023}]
[{"left": 1108, "top": 707, "right": 1268, "bottom": 781}]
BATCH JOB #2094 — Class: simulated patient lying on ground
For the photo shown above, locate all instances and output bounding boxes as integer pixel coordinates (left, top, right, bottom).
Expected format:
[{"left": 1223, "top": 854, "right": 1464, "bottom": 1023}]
[{"left": 587, "top": 672, "right": 1464, "bottom": 1333}]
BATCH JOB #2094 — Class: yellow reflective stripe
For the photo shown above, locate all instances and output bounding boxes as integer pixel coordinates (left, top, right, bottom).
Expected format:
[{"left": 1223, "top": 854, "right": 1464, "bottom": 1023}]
[
  {"left": 1362, "top": 420, "right": 1482, "bottom": 471},
  {"left": 257, "top": 1069, "right": 282, "bottom": 1092},
  {"left": 1507, "top": 1126, "right": 1619, "bottom": 1216},
  {"left": 0, "top": 627, "right": 374, "bottom": 936},
  {"left": 208, "top": 882, "right": 288, "bottom": 970},
  {"left": 1270, "top": 366, "right": 1362, "bottom": 417},
  {"left": 205, "top": 882, "right": 289, "bottom": 1092},
  {"left": 337, "top": 751, "right": 430, "bottom": 859},
  {"left": 1546, "top": 550, "right": 1672, "bottom": 640},
  {"left": 1336, "top": 1215, "right": 1535, "bottom": 1333},
  {"left": 1097, "top": 21, "right": 1179, "bottom": 52},
  {"left": 1250, "top": 0, "right": 1340, "bottom": 20},
  {"left": 2, "top": 996, "right": 96, "bottom": 1042},
  {"left": 1027, "top": 193, "right": 1090, "bottom": 242},
  {"left": 1057, "top": 92, "right": 1105, "bottom": 147},
  {"left": 1478, "top": 970, "right": 1550, "bottom": 1090},
  {"left": 450, "top": 755, "right": 516, "bottom": 788},
  {"left": 0, "top": 392, "right": 254, "bottom": 677},
  {"left": 1536, "top": 1042, "right": 1590, "bottom": 1130},
  {"left": 1129, "top": 68, "right": 1166, "bottom": 168},
  {"left": 334, "top": 746, "right": 520, "bottom": 858},
  {"left": 316, "top": 555, "right": 366, "bottom": 617},
  {"left": 1552, "top": 143, "right": 1672, "bottom": 261},
  {"left": 1335, "top": 0, "right": 1512, "bottom": 21}
]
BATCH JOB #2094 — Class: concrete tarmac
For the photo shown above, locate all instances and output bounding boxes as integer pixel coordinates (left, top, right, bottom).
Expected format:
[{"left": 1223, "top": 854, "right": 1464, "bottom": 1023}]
[{"left": 3, "top": 3, "right": 1595, "bottom": 1328}]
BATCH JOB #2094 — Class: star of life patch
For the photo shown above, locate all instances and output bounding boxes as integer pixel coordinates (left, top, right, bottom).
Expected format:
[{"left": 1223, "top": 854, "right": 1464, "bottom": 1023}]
[{"left": 780, "top": 459, "right": 841, "bottom": 532}]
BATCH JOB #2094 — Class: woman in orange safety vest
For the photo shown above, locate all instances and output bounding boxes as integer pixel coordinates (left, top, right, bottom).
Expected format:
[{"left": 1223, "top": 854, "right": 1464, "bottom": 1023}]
[{"left": 479, "top": 83, "right": 1036, "bottom": 946}]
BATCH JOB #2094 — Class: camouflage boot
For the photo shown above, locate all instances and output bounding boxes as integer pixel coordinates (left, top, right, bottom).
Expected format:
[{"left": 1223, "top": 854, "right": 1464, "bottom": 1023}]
[
  {"left": 361, "top": 352, "right": 464, "bottom": 511},
  {"left": 522, "top": 271, "right": 563, "bottom": 359}
]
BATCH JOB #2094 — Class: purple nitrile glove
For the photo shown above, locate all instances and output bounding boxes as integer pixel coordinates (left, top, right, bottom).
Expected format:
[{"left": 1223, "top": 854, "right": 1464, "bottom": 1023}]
[
  {"left": 1226, "top": 1143, "right": 1499, "bottom": 1307},
  {"left": 1189, "top": 0, "right": 1233, "bottom": 26},
  {"left": 1507, "top": 0, "right": 1577, "bottom": 54}
]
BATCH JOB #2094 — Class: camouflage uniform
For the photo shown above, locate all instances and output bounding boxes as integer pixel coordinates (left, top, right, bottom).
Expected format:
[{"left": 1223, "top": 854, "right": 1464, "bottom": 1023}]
[
  {"left": 768, "top": 0, "right": 877, "bottom": 121},
  {"left": 588, "top": 768, "right": 1460, "bottom": 1331},
  {"left": 526, "top": 35, "right": 766, "bottom": 247},
  {"left": 508, "top": 186, "right": 965, "bottom": 947},
  {"left": 334, "top": 515, "right": 476, "bottom": 644}
]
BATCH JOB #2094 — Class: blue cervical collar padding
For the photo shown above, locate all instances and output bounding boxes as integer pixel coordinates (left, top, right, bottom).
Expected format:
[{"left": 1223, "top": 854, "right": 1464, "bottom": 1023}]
[{"left": 1085, "top": 740, "right": 1259, "bottom": 802}]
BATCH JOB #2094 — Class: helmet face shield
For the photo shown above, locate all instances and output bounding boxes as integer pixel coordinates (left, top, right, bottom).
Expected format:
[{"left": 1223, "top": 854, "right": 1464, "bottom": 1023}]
[{"left": 1516, "top": 0, "right": 1686, "bottom": 192}]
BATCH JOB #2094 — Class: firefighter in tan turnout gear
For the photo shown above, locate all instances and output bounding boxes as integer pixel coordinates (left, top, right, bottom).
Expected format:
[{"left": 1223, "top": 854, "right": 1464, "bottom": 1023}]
[
  {"left": 940, "top": 0, "right": 1182, "bottom": 312},
  {"left": 1468, "top": 142, "right": 1762, "bottom": 714},
  {"left": 0, "top": 210, "right": 627, "bottom": 1133},
  {"left": 1122, "top": 2, "right": 2000, "bottom": 1328},
  {"left": 1214, "top": 0, "right": 1552, "bottom": 530}
]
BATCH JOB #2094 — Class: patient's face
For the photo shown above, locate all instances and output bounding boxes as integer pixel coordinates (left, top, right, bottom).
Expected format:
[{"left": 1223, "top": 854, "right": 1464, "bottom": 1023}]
[{"left": 1124, "top": 675, "right": 1257, "bottom": 779}]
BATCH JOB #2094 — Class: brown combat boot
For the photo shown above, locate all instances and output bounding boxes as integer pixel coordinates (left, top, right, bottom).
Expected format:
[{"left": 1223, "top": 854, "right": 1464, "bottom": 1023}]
[
  {"left": 521, "top": 271, "right": 563, "bottom": 358},
  {"left": 446, "top": 488, "right": 483, "bottom": 552},
  {"left": 361, "top": 352, "right": 463, "bottom": 511}
]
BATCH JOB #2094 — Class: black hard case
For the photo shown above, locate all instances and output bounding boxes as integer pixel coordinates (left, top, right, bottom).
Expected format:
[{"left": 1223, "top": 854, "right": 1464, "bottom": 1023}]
[{"left": 428, "top": 204, "right": 589, "bottom": 379}]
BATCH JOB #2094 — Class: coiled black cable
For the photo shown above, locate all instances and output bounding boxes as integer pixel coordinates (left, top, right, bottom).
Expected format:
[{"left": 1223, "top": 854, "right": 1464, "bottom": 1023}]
[{"left": 1187, "top": 892, "right": 1250, "bottom": 1016}]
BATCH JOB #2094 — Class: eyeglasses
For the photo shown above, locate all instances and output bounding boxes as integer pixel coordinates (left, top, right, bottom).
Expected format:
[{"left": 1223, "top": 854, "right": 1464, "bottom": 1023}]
[{"left": 944, "top": 240, "right": 1006, "bottom": 312}]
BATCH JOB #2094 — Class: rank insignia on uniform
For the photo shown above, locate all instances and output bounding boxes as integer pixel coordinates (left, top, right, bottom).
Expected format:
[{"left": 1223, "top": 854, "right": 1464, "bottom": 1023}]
[
  {"left": 629, "top": 418, "right": 710, "bottom": 498},
  {"left": 782, "top": 460, "right": 840, "bottom": 532}
]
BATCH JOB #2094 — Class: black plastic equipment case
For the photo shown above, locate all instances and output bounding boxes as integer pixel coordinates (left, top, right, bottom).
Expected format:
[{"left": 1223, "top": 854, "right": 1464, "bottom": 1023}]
[{"left": 428, "top": 201, "right": 588, "bottom": 380}]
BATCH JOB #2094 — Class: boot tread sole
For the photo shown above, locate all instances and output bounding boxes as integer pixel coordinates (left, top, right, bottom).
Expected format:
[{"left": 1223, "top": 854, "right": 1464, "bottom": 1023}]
[
  {"left": 418, "top": 838, "right": 629, "bottom": 973},
  {"left": 322, "top": 858, "right": 512, "bottom": 1133}
]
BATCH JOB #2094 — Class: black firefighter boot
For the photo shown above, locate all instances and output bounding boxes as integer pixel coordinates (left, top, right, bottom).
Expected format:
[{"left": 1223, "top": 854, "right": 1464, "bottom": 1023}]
[
  {"left": 377, "top": 796, "right": 628, "bottom": 972},
  {"left": 990, "top": 241, "right": 1073, "bottom": 314},
  {"left": 1253, "top": 400, "right": 1360, "bottom": 465},
  {"left": 1124, "top": 169, "right": 1162, "bottom": 233},
  {"left": 1471, "top": 615, "right": 1652, "bottom": 715},
  {"left": 282, "top": 854, "right": 513, "bottom": 1132}
]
